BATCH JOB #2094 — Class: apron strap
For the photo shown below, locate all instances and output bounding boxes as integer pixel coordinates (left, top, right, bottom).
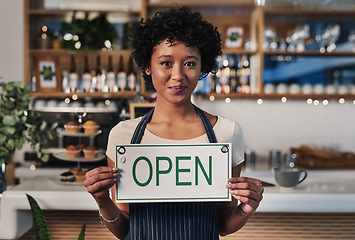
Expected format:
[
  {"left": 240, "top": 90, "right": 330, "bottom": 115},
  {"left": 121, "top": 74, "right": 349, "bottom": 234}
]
[
  {"left": 130, "top": 105, "right": 217, "bottom": 144},
  {"left": 130, "top": 107, "right": 155, "bottom": 144}
]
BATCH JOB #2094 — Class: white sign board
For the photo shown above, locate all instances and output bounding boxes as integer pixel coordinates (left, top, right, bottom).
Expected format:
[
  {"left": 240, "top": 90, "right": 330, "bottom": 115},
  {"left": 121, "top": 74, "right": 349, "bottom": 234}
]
[{"left": 115, "top": 143, "right": 232, "bottom": 203}]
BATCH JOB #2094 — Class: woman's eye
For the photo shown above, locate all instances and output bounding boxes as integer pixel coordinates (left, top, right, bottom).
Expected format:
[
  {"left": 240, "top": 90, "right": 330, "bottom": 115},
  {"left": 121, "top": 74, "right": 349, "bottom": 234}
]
[
  {"left": 185, "top": 61, "right": 196, "bottom": 67},
  {"left": 161, "top": 61, "right": 172, "bottom": 67}
]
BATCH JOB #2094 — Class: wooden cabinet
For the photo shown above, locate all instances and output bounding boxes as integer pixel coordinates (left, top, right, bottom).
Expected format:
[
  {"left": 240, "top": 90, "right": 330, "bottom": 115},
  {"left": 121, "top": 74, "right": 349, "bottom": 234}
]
[
  {"left": 24, "top": 0, "right": 355, "bottom": 100},
  {"left": 24, "top": 0, "right": 146, "bottom": 99}
]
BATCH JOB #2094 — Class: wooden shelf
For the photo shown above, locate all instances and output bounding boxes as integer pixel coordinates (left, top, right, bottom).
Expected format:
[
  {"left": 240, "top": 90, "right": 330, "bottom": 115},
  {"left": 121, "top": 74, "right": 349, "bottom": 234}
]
[
  {"left": 29, "top": 9, "right": 141, "bottom": 15},
  {"left": 30, "top": 91, "right": 139, "bottom": 99},
  {"left": 263, "top": 50, "right": 355, "bottom": 57},
  {"left": 222, "top": 49, "right": 256, "bottom": 55},
  {"left": 29, "top": 49, "right": 133, "bottom": 55},
  {"left": 199, "top": 92, "right": 355, "bottom": 100},
  {"left": 147, "top": 1, "right": 255, "bottom": 8},
  {"left": 264, "top": 8, "right": 355, "bottom": 15}
]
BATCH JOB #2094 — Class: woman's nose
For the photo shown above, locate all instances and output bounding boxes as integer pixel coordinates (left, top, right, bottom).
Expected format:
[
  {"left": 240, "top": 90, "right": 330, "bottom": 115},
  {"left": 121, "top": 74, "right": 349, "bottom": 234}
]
[{"left": 171, "top": 65, "right": 184, "bottom": 81}]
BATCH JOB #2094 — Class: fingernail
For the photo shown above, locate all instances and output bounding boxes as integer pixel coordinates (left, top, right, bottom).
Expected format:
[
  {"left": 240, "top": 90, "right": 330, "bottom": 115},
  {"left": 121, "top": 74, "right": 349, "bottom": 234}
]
[
  {"left": 113, "top": 173, "right": 119, "bottom": 177},
  {"left": 229, "top": 178, "right": 236, "bottom": 183},
  {"left": 112, "top": 167, "right": 118, "bottom": 171},
  {"left": 226, "top": 184, "right": 232, "bottom": 189}
]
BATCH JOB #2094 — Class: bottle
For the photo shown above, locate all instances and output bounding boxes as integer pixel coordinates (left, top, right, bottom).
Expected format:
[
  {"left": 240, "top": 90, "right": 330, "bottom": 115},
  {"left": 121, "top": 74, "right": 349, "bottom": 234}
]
[
  {"left": 229, "top": 55, "right": 240, "bottom": 92},
  {"left": 30, "top": 70, "right": 36, "bottom": 92},
  {"left": 239, "top": 54, "right": 250, "bottom": 94},
  {"left": 68, "top": 55, "right": 78, "bottom": 92},
  {"left": 95, "top": 55, "right": 105, "bottom": 92},
  {"left": 106, "top": 55, "right": 117, "bottom": 92},
  {"left": 127, "top": 57, "right": 136, "bottom": 91},
  {"left": 219, "top": 54, "right": 231, "bottom": 94},
  {"left": 82, "top": 55, "right": 92, "bottom": 92},
  {"left": 117, "top": 55, "right": 126, "bottom": 91},
  {"left": 214, "top": 56, "right": 222, "bottom": 94}
]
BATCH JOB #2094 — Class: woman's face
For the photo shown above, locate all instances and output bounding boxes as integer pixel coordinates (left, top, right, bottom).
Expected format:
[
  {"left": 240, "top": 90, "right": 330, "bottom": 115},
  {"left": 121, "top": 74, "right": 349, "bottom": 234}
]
[{"left": 149, "top": 39, "right": 201, "bottom": 105}]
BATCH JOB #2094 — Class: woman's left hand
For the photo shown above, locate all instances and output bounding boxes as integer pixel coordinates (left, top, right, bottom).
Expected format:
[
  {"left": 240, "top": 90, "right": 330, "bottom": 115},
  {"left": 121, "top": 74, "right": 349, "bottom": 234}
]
[{"left": 226, "top": 177, "right": 264, "bottom": 214}]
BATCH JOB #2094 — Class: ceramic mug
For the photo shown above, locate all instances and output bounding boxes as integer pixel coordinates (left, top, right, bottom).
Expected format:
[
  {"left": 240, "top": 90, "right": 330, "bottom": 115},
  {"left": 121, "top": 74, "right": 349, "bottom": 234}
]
[{"left": 274, "top": 168, "right": 307, "bottom": 188}]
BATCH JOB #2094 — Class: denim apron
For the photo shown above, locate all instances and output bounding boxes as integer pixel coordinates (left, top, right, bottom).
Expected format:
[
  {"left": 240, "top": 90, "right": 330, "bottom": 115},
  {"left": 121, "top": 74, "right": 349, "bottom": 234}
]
[{"left": 125, "top": 105, "right": 219, "bottom": 240}]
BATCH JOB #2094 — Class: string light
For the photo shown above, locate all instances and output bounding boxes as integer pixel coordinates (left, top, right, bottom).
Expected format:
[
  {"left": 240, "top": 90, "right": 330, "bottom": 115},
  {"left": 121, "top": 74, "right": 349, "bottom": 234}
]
[
  {"left": 339, "top": 98, "right": 345, "bottom": 104},
  {"left": 209, "top": 96, "right": 215, "bottom": 102},
  {"left": 72, "top": 94, "right": 78, "bottom": 101},
  {"left": 281, "top": 97, "right": 287, "bottom": 103},
  {"left": 307, "top": 98, "right": 313, "bottom": 104},
  {"left": 313, "top": 100, "right": 319, "bottom": 106},
  {"left": 322, "top": 99, "right": 329, "bottom": 105},
  {"left": 257, "top": 98, "right": 263, "bottom": 104},
  {"left": 225, "top": 97, "right": 231, "bottom": 104}
]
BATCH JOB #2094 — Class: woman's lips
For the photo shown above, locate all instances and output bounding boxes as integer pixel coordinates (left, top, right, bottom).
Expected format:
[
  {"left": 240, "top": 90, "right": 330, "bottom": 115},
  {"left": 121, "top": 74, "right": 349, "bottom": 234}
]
[{"left": 168, "top": 85, "right": 187, "bottom": 94}]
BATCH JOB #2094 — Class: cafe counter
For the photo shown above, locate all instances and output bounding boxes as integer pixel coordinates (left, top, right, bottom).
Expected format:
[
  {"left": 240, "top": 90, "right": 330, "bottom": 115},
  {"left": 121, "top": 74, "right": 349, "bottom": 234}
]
[{"left": 0, "top": 169, "right": 355, "bottom": 239}]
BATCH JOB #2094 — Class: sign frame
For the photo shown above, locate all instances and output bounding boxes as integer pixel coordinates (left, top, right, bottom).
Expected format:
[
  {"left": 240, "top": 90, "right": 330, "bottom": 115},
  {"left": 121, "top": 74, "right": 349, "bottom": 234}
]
[{"left": 115, "top": 143, "right": 232, "bottom": 203}]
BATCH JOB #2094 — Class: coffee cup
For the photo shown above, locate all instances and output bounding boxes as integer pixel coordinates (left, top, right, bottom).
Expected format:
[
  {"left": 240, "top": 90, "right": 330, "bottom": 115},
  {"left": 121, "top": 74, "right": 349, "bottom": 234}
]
[{"left": 274, "top": 168, "right": 307, "bottom": 188}]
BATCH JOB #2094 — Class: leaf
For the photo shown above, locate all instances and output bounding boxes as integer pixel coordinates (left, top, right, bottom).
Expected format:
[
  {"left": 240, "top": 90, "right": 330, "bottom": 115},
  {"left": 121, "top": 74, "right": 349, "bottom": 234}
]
[
  {"left": 40, "top": 121, "right": 47, "bottom": 131},
  {"left": 35, "top": 143, "right": 41, "bottom": 152},
  {"left": 26, "top": 194, "right": 51, "bottom": 240},
  {"left": 8, "top": 139, "right": 16, "bottom": 149},
  {"left": 3, "top": 115, "right": 15, "bottom": 126},
  {"left": 4, "top": 126, "right": 16, "bottom": 135},
  {"left": 77, "top": 221, "right": 87, "bottom": 240},
  {"left": 41, "top": 154, "right": 49, "bottom": 162},
  {"left": 50, "top": 122, "right": 58, "bottom": 131}
]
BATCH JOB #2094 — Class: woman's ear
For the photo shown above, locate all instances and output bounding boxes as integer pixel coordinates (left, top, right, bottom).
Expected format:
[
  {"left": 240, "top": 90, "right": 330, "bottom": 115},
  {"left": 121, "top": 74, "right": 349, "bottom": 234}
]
[{"left": 145, "top": 68, "right": 151, "bottom": 75}]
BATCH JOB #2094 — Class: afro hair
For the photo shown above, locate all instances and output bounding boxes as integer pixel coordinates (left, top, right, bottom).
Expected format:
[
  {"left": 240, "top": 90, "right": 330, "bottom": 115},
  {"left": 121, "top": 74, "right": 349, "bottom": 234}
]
[{"left": 131, "top": 6, "right": 222, "bottom": 85}]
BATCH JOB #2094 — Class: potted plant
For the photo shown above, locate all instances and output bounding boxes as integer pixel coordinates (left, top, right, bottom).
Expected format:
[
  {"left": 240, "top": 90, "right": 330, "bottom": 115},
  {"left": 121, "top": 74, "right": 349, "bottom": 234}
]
[{"left": 0, "top": 81, "right": 57, "bottom": 192}]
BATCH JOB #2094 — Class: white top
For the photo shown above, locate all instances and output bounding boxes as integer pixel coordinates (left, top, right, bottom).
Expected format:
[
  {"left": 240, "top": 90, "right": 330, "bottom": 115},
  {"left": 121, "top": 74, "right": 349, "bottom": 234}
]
[{"left": 106, "top": 115, "right": 244, "bottom": 167}]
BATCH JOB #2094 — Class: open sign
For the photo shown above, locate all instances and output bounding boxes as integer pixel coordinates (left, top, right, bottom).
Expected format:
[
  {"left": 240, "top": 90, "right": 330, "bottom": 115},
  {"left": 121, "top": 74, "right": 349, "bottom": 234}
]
[{"left": 115, "top": 143, "right": 231, "bottom": 203}]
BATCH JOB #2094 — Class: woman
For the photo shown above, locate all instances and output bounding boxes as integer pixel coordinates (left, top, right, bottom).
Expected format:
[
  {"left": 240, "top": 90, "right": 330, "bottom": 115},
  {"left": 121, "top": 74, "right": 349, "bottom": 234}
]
[{"left": 84, "top": 7, "right": 263, "bottom": 239}]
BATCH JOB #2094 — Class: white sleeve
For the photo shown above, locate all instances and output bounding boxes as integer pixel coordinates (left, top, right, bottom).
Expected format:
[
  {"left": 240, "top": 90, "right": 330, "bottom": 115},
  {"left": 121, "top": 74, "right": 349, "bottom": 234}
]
[
  {"left": 106, "top": 122, "right": 125, "bottom": 162},
  {"left": 231, "top": 121, "right": 245, "bottom": 167}
]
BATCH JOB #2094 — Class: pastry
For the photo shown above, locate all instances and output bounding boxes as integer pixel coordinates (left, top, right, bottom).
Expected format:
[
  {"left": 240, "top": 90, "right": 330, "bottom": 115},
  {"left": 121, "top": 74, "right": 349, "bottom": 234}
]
[
  {"left": 82, "top": 120, "right": 99, "bottom": 134},
  {"left": 76, "top": 144, "right": 86, "bottom": 156},
  {"left": 60, "top": 171, "right": 75, "bottom": 182},
  {"left": 65, "top": 145, "right": 80, "bottom": 158},
  {"left": 75, "top": 170, "right": 87, "bottom": 182},
  {"left": 69, "top": 166, "right": 80, "bottom": 174},
  {"left": 83, "top": 146, "right": 98, "bottom": 159},
  {"left": 64, "top": 121, "right": 81, "bottom": 133}
]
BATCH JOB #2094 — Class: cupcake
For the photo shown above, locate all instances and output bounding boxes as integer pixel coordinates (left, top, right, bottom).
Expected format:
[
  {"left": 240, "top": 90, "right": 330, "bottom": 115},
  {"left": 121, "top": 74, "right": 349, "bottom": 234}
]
[
  {"left": 83, "top": 146, "right": 98, "bottom": 159},
  {"left": 64, "top": 121, "right": 81, "bottom": 133},
  {"left": 69, "top": 166, "right": 80, "bottom": 174},
  {"left": 76, "top": 144, "right": 86, "bottom": 156},
  {"left": 82, "top": 120, "right": 99, "bottom": 134},
  {"left": 65, "top": 145, "right": 80, "bottom": 158},
  {"left": 75, "top": 170, "right": 87, "bottom": 182},
  {"left": 60, "top": 171, "right": 75, "bottom": 182}
]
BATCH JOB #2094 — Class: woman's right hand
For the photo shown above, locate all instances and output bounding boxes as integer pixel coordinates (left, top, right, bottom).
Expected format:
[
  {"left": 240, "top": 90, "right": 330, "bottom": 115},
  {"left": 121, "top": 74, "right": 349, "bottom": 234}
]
[{"left": 84, "top": 166, "right": 119, "bottom": 203}]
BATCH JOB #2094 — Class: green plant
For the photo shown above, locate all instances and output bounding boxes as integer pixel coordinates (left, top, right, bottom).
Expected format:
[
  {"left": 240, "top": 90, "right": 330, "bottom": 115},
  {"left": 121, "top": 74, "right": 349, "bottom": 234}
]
[
  {"left": 0, "top": 81, "right": 57, "bottom": 165},
  {"left": 26, "top": 194, "right": 86, "bottom": 240},
  {"left": 60, "top": 12, "right": 118, "bottom": 50}
]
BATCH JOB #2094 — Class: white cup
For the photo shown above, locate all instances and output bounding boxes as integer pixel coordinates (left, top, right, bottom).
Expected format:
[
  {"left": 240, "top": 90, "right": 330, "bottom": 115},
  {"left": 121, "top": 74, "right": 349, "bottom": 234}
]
[
  {"left": 302, "top": 84, "right": 313, "bottom": 94},
  {"left": 313, "top": 84, "right": 325, "bottom": 94},
  {"left": 264, "top": 83, "right": 275, "bottom": 94},
  {"left": 276, "top": 83, "right": 288, "bottom": 94},
  {"left": 289, "top": 84, "right": 301, "bottom": 94},
  {"left": 325, "top": 85, "right": 337, "bottom": 94}
]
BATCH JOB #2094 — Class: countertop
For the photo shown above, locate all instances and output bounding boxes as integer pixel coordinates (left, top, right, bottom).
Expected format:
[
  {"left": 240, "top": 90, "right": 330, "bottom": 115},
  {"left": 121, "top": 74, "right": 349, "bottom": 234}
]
[{"left": 1, "top": 169, "right": 355, "bottom": 239}]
